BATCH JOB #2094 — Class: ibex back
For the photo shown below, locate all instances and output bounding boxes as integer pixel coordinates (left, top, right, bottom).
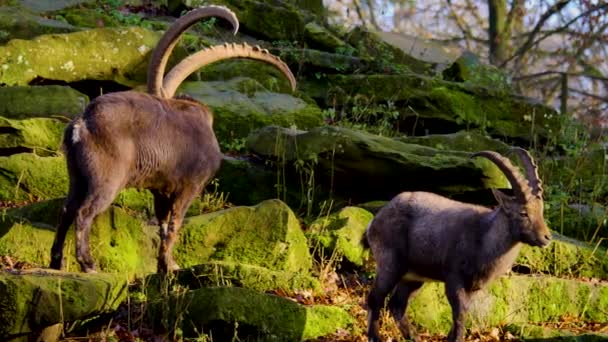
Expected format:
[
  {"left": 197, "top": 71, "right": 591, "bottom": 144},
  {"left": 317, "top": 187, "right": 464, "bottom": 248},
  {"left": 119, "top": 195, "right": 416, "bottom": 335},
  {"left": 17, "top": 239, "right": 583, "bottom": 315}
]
[
  {"left": 49, "top": 6, "right": 297, "bottom": 273},
  {"left": 363, "top": 148, "right": 551, "bottom": 342}
]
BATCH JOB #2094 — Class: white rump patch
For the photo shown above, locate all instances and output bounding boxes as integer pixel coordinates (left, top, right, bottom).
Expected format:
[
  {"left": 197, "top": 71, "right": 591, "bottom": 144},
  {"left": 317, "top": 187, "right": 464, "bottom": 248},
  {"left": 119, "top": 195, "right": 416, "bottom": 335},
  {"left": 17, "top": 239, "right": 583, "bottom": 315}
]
[{"left": 72, "top": 122, "right": 83, "bottom": 143}]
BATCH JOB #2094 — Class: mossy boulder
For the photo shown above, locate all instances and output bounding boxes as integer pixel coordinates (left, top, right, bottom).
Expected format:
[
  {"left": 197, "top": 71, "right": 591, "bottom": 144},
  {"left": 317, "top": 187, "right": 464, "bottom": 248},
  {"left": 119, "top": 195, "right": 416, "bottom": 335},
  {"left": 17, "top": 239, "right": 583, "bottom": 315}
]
[
  {"left": 178, "top": 78, "right": 323, "bottom": 141},
  {"left": 175, "top": 199, "right": 313, "bottom": 273},
  {"left": 302, "top": 74, "right": 561, "bottom": 142},
  {"left": 0, "top": 269, "right": 127, "bottom": 338},
  {"left": 147, "top": 286, "right": 353, "bottom": 341},
  {"left": 12, "top": 0, "right": 96, "bottom": 13},
  {"left": 214, "top": 156, "right": 280, "bottom": 206},
  {"left": 345, "top": 27, "right": 433, "bottom": 75},
  {"left": 147, "top": 260, "right": 321, "bottom": 294},
  {"left": 0, "top": 26, "right": 161, "bottom": 86},
  {"left": 0, "top": 86, "right": 88, "bottom": 120},
  {"left": 397, "top": 130, "right": 511, "bottom": 154},
  {"left": 246, "top": 125, "right": 511, "bottom": 204},
  {"left": 0, "top": 154, "right": 68, "bottom": 201},
  {"left": 0, "top": 6, "right": 78, "bottom": 44},
  {"left": 308, "top": 206, "right": 373, "bottom": 267},
  {"left": 505, "top": 323, "right": 608, "bottom": 340},
  {"left": 53, "top": 7, "right": 122, "bottom": 28},
  {"left": 406, "top": 275, "right": 608, "bottom": 335},
  {"left": 443, "top": 51, "right": 512, "bottom": 92},
  {"left": 304, "top": 22, "right": 346, "bottom": 51},
  {"left": 183, "top": 0, "right": 315, "bottom": 41},
  {"left": 274, "top": 47, "right": 367, "bottom": 74},
  {"left": 0, "top": 199, "right": 158, "bottom": 276},
  {"left": 516, "top": 232, "right": 608, "bottom": 279},
  {"left": 0, "top": 117, "right": 65, "bottom": 155},
  {"left": 196, "top": 59, "right": 296, "bottom": 93}
]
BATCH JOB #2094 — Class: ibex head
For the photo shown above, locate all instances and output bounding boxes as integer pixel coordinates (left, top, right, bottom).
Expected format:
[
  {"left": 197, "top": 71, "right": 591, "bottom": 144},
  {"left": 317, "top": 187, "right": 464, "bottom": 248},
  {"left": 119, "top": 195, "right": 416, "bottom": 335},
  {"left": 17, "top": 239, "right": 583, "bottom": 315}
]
[{"left": 472, "top": 148, "right": 551, "bottom": 248}]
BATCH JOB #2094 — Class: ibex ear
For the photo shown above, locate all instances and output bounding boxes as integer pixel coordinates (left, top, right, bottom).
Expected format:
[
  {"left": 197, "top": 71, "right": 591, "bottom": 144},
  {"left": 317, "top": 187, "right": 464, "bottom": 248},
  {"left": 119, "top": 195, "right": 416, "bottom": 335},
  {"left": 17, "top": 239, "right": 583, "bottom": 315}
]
[{"left": 492, "top": 189, "right": 515, "bottom": 208}]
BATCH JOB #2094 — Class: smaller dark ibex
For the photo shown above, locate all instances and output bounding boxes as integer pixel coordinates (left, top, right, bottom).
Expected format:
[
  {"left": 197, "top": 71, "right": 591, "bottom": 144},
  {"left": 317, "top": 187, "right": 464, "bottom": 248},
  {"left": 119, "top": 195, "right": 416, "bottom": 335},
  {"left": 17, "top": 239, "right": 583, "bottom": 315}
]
[
  {"left": 363, "top": 148, "right": 551, "bottom": 342},
  {"left": 49, "top": 6, "right": 296, "bottom": 273}
]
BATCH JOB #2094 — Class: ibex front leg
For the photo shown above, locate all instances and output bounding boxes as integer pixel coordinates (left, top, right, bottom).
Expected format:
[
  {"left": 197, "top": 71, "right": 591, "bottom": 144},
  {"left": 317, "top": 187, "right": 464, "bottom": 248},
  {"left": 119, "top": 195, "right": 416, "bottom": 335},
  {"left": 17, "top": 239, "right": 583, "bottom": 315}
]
[{"left": 445, "top": 281, "right": 471, "bottom": 342}]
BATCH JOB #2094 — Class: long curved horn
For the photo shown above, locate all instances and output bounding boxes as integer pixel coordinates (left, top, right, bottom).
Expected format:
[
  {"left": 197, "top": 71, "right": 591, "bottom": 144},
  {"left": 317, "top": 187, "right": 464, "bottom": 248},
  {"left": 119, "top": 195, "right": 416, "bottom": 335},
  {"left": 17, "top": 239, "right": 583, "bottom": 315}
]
[
  {"left": 147, "top": 5, "right": 239, "bottom": 97},
  {"left": 161, "top": 42, "right": 297, "bottom": 98},
  {"left": 471, "top": 150, "right": 532, "bottom": 203},
  {"left": 511, "top": 147, "right": 543, "bottom": 198}
]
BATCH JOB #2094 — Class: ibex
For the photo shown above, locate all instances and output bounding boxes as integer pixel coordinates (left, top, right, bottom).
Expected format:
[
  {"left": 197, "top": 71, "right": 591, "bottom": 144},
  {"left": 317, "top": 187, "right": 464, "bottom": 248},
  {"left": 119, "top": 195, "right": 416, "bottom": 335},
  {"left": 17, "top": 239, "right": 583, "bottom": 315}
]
[
  {"left": 363, "top": 148, "right": 551, "bottom": 342},
  {"left": 49, "top": 6, "right": 296, "bottom": 273}
]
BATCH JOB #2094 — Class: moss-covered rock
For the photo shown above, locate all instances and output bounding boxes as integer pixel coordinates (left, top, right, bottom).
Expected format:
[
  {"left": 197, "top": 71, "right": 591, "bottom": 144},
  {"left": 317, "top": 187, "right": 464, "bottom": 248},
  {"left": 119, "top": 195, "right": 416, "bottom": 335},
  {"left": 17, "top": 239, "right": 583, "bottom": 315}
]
[
  {"left": 301, "top": 74, "right": 561, "bottom": 142},
  {"left": 406, "top": 275, "right": 608, "bottom": 335},
  {"left": 304, "top": 22, "right": 346, "bottom": 51},
  {"left": 0, "top": 85, "right": 88, "bottom": 120},
  {"left": 0, "top": 6, "right": 78, "bottom": 44},
  {"left": 175, "top": 199, "right": 313, "bottom": 274},
  {"left": 397, "top": 130, "right": 511, "bottom": 154},
  {"left": 0, "top": 199, "right": 157, "bottom": 276},
  {"left": 13, "top": 0, "right": 96, "bottom": 14},
  {"left": 274, "top": 47, "right": 367, "bottom": 74},
  {"left": 246, "top": 125, "right": 511, "bottom": 205},
  {"left": 0, "top": 117, "right": 65, "bottom": 155},
  {"left": 443, "top": 51, "right": 512, "bottom": 92},
  {"left": 178, "top": 78, "right": 323, "bottom": 141},
  {"left": 184, "top": 0, "right": 315, "bottom": 41},
  {"left": 196, "top": 59, "right": 296, "bottom": 93},
  {"left": 0, "top": 26, "right": 161, "bottom": 86},
  {"left": 0, "top": 269, "right": 127, "bottom": 338},
  {"left": 505, "top": 323, "right": 608, "bottom": 340},
  {"left": 308, "top": 206, "right": 373, "bottom": 267},
  {"left": 214, "top": 156, "right": 280, "bottom": 206},
  {"left": 0, "top": 154, "right": 68, "bottom": 201},
  {"left": 54, "top": 7, "right": 122, "bottom": 28},
  {"left": 147, "top": 286, "right": 353, "bottom": 341},
  {"left": 147, "top": 260, "right": 321, "bottom": 294},
  {"left": 345, "top": 27, "right": 433, "bottom": 75},
  {"left": 515, "top": 232, "right": 608, "bottom": 279}
]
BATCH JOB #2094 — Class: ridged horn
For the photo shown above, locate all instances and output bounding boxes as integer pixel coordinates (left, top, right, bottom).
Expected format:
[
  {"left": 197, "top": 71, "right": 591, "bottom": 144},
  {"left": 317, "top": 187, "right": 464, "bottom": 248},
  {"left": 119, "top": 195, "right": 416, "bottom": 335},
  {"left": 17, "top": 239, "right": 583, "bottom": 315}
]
[
  {"left": 471, "top": 150, "right": 532, "bottom": 203},
  {"left": 161, "top": 42, "right": 297, "bottom": 98},
  {"left": 512, "top": 147, "right": 543, "bottom": 198},
  {"left": 147, "top": 5, "right": 239, "bottom": 97}
]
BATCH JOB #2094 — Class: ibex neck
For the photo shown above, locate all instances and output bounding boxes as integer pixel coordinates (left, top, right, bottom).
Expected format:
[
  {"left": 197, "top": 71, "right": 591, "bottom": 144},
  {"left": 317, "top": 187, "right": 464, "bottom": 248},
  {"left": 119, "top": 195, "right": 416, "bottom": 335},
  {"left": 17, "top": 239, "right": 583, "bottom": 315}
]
[{"left": 477, "top": 208, "right": 522, "bottom": 278}]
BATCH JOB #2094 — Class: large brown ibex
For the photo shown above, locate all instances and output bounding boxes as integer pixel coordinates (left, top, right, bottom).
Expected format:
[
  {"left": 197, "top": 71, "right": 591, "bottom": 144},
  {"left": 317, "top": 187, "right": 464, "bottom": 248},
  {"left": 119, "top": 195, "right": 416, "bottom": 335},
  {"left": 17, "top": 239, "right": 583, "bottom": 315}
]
[
  {"left": 363, "top": 148, "right": 551, "bottom": 342},
  {"left": 49, "top": 5, "right": 296, "bottom": 273}
]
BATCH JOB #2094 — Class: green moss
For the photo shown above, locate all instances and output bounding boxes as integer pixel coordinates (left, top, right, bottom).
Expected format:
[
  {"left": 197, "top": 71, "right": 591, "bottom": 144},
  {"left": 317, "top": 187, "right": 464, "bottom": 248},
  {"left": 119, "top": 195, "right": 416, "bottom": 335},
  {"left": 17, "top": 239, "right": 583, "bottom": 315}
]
[
  {"left": 178, "top": 78, "right": 323, "bottom": 141},
  {"left": 0, "top": 270, "right": 127, "bottom": 337},
  {"left": 0, "top": 86, "right": 88, "bottom": 119},
  {"left": 147, "top": 286, "right": 352, "bottom": 341},
  {"left": 308, "top": 206, "right": 373, "bottom": 266},
  {"left": 0, "top": 116, "right": 65, "bottom": 155},
  {"left": 0, "top": 6, "right": 78, "bottom": 44},
  {"left": 304, "top": 22, "right": 346, "bottom": 51},
  {"left": 175, "top": 199, "right": 313, "bottom": 274},
  {"left": 302, "top": 74, "right": 560, "bottom": 142},
  {"left": 187, "top": 0, "right": 312, "bottom": 41},
  {"left": 0, "top": 200, "right": 157, "bottom": 276},
  {"left": 197, "top": 59, "right": 295, "bottom": 93},
  {"left": 398, "top": 130, "right": 511, "bottom": 154},
  {"left": 0, "top": 154, "right": 68, "bottom": 201},
  {"left": 516, "top": 233, "right": 608, "bottom": 279},
  {"left": 56, "top": 8, "right": 121, "bottom": 28},
  {"left": 147, "top": 261, "right": 321, "bottom": 295},
  {"left": 0, "top": 26, "right": 161, "bottom": 86},
  {"left": 443, "top": 51, "right": 512, "bottom": 93},
  {"left": 405, "top": 275, "right": 608, "bottom": 335}
]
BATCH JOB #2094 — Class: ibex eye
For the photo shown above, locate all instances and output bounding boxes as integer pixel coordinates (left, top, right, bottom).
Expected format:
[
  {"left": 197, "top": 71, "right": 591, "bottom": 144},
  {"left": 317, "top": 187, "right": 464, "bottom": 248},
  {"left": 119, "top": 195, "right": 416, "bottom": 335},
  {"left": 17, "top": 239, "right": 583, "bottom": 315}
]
[{"left": 520, "top": 212, "right": 529, "bottom": 218}]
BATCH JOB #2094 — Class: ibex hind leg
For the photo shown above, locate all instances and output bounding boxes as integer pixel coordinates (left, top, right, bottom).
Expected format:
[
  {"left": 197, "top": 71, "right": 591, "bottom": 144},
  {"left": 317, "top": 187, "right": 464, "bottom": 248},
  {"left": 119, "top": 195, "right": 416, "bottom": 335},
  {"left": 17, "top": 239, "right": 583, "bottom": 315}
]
[
  {"left": 73, "top": 179, "right": 123, "bottom": 273},
  {"left": 50, "top": 175, "right": 87, "bottom": 270},
  {"left": 156, "top": 184, "right": 202, "bottom": 273},
  {"left": 366, "top": 261, "right": 404, "bottom": 342},
  {"left": 388, "top": 281, "right": 423, "bottom": 342}
]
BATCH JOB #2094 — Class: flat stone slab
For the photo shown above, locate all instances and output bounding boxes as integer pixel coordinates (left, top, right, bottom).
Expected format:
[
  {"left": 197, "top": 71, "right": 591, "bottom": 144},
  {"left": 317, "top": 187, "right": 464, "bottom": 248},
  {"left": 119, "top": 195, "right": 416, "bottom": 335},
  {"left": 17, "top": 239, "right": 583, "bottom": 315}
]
[
  {"left": 0, "top": 269, "right": 127, "bottom": 338},
  {"left": 146, "top": 286, "right": 353, "bottom": 341}
]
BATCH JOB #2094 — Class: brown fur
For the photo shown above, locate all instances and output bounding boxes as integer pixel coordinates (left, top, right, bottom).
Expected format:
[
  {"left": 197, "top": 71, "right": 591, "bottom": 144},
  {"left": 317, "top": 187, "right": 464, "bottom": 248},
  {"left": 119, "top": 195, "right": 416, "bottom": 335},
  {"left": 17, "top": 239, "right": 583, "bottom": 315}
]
[
  {"left": 50, "top": 91, "right": 222, "bottom": 273},
  {"left": 363, "top": 150, "right": 551, "bottom": 342}
]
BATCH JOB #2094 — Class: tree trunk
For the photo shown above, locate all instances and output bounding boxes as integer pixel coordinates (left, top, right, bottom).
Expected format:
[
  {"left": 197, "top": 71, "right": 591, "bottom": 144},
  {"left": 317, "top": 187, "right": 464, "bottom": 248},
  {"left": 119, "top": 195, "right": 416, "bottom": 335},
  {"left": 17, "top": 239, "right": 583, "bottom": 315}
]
[{"left": 488, "top": 0, "right": 508, "bottom": 65}]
